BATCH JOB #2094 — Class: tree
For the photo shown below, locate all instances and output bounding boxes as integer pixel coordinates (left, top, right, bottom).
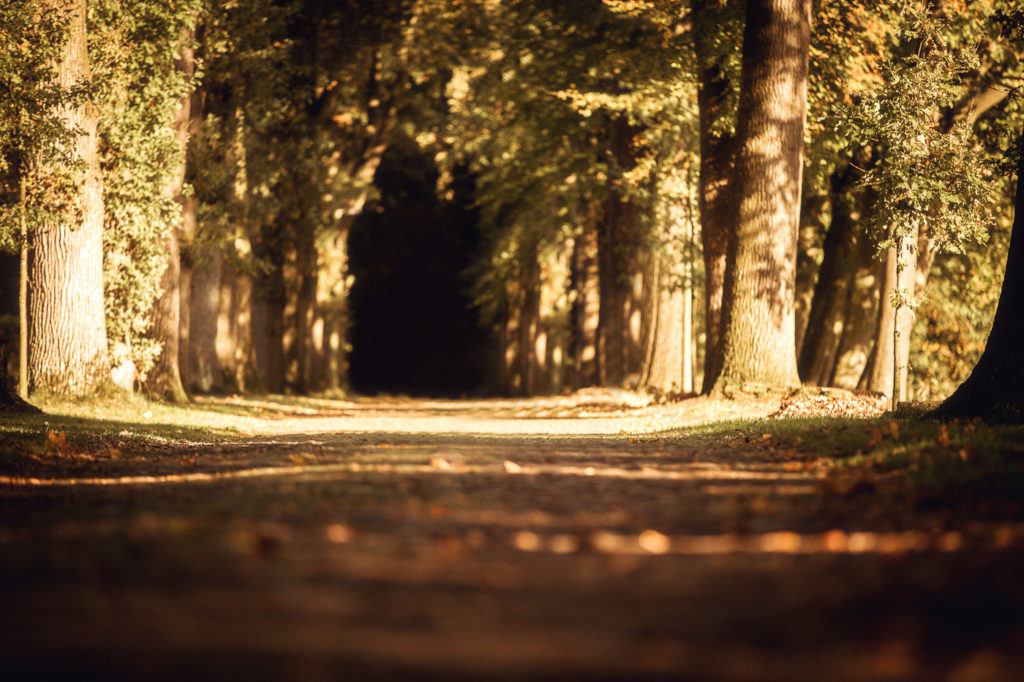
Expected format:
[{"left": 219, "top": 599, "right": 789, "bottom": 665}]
[
  {"left": 90, "top": 0, "right": 201, "bottom": 401},
  {"left": 28, "top": 0, "right": 111, "bottom": 397},
  {"left": 710, "top": 0, "right": 811, "bottom": 393},
  {"left": 692, "top": 0, "right": 741, "bottom": 392},
  {"left": 0, "top": 0, "right": 77, "bottom": 408},
  {"left": 932, "top": 131, "right": 1022, "bottom": 422},
  {"left": 840, "top": 7, "right": 994, "bottom": 408},
  {"left": 933, "top": 7, "right": 1024, "bottom": 422}
]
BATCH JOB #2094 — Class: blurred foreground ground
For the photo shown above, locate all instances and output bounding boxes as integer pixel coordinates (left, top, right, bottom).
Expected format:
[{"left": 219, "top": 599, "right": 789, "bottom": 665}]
[{"left": 1, "top": 393, "right": 1022, "bottom": 681}]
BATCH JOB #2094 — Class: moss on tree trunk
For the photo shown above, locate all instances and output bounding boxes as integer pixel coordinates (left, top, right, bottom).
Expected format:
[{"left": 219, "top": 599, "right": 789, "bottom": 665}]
[{"left": 28, "top": 0, "right": 111, "bottom": 398}]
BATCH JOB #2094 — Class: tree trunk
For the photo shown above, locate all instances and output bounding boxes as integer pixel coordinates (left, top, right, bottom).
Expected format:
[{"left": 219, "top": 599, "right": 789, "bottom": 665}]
[
  {"left": 795, "top": 187, "right": 829, "bottom": 352},
  {"left": 18, "top": 183, "right": 28, "bottom": 399},
  {"left": 892, "top": 232, "right": 918, "bottom": 406},
  {"left": 862, "top": 244, "right": 897, "bottom": 397},
  {"left": 178, "top": 77, "right": 204, "bottom": 391},
  {"left": 186, "top": 250, "right": 222, "bottom": 393},
  {"left": 798, "top": 165, "right": 859, "bottom": 385},
  {"left": 316, "top": 227, "right": 353, "bottom": 393},
  {"left": 830, "top": 206, "right": 880, "bottom": 389},
  {"left": 640, "top": 254, "right": 685, "bottom": 394},
  {"left": 29, "top": 0, "right": 111, "bottom": 397},
  {"left": 682, "top": 236, "right": 695, "bottom": 394},
  {"left": 142, "top": 32, "right": 193, "bottom": 404},
  {"left": 501, "top": 277, "right": 524, "bottom": 395},
  {"left": 570, "top": 205, "right": 600, "bottom": 388},
  {"left": 285, "top": 224, "right": 318, "bottom": 393},
  {"left": 252, "top": 244, "right": 286, "bottom": 393},
  {"left": 216, "top": 254, "right": 261, "bottom": 394},
  {"left": 694, "top": 0, "right": 736, "bottom": 393},
  {"left": 711, "top": 0, "right": 810, "bottom": 393},
  {"left": 597, "top": 114, "right": 646, "bottom": 387},
  {"left": 520, "top": 244, "right": 541, "bottom": 395},
  {"left": 933, "top": 137, "right": 1024, "bottom": 422}
]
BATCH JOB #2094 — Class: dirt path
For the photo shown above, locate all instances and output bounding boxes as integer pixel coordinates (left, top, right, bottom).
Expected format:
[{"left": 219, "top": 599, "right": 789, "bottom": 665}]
[{"left": 1, "top": 396, "right": 1022, "bottom": 680}]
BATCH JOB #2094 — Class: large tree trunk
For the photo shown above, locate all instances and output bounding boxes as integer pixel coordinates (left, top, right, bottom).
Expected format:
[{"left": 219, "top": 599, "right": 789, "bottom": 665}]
[
  {"left": 933, "top": 138, "right": 1024, "bottom": 422},
  {"left": 710, "top": 0, "right": 810, "bottom": 393},
  {"left": 29, "top": 0, "right": 111, "bottom": 397},
  {"left": 142, "top": 33, "right": 193, "bottom": 404},
  {"left": 694, "top": 0, "right": 736, "bottom": 393}
]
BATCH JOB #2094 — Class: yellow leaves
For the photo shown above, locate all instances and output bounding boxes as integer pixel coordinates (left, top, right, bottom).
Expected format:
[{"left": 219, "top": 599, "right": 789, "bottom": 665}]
[
  {"left": 288, "top": 453, "right": 316, "bottom": 466},
  {"left": 45, "top": 430, "right": 71, "bottom": 455},
  {"left": 868, "top": 419, "right": 900, "bottom": 446}
]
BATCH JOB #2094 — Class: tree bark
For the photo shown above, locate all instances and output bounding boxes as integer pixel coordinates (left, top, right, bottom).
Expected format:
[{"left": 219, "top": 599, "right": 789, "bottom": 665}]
[
  {"left": 216, "top": 254, "right": 261, "bottom": 394},
  {"left": 711, "top": 0, "right": 810, "bottom": 393},
  {"left": 861, "top": 245, "right": 896, "bottom": 397},
  {"left": 640, "top": 254, "right": 685, "bottom": 394},
  {"left": 933, "top": 137, "right": 1024, "bottom": 422},
  {"left": 597, "top": 114, "right": 646, "bottom": 388},
  {"left": 252, "top": 241, "right": 286, "bottom": 393},
  {"left": 520, "top": 243, "right": 541, "bottom": 395},
  {"left": 178, "top": 68, "right": 205, "bottom": 391},
  {"left": 186, "top": 250, "right": 222, "bottom": 393},
  {"left": 795, "top": 187, "right": 829, "bottom": 352},
  {"left": 570, "top": 204, "right": 600, "bottom": 388},
  {"left": 693, "top": 0, "right": 736, "bottom": 393},
  {"left": 830, "top": 203, "right": 880, "bottom": 389},
  {"left": 29, "top": 0, "right": 111, "bottom": 397},
  {"left": 285, "top": 223, "right": 318, "bottom": 393},
  {"left": 142, "top": 32, "right": 193, "bottom": 404},
  {"left": 316, "top": 226, "right": 353, "bottom": 393},
  {"left": 18, "top": 182, "right": 28, "bottom": 399},
  {"left": 798, "top": 165, "right": 859, "bottom": 385}
]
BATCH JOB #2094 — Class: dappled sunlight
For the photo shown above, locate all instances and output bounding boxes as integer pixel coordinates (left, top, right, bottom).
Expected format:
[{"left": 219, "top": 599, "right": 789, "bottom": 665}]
[
  {"left": 3, "top": 393, "right": 1024, "bottom": 681},
  {"left": 0, "top": 455, "right": 823, "bottom": 488},
  {"left": 509, "top": 525, "right": 1023, "bottom": 557},
  {"left": 209, "top": 392, "right": 792, "bottom": 437}
]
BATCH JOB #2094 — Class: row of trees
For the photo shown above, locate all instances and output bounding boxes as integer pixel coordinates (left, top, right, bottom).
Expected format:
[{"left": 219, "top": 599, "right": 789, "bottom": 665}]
[{"left": 1, "top": 0, "right": 1021, "bottom": 417}]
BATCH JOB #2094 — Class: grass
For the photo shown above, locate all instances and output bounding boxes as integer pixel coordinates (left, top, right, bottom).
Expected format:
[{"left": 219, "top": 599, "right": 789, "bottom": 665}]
[
  {"left": 0, "top": 392, "right": 265, "bottom": 479},
  {"left": 4, "top": 390, "right": 1024, "bottom": 516},
  {"left": 663, "top": 408, "right": 1024, "bottom": 514}
]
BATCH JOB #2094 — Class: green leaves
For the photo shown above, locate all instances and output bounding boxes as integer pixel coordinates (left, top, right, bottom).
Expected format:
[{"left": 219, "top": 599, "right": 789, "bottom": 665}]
[
  {"left": 0, "top": 1, "right": 85, "bottom": 250},
  {"left": 838, "top": 5, "right": 995, "bottom": 256},
  {"left": 90, "top": 0, "right": 202, "bottom": 380}
]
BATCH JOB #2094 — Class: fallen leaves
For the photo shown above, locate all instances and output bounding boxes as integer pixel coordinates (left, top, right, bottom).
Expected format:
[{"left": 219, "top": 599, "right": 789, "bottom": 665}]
[{"left": 769, "top": 390, "right": 889, "bottom": 419}]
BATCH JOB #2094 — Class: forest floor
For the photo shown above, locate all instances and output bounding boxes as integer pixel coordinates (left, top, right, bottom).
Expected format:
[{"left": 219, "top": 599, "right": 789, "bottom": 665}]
[{"left": 1, "top": 390, "right": 1023, "bottom": 681}]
